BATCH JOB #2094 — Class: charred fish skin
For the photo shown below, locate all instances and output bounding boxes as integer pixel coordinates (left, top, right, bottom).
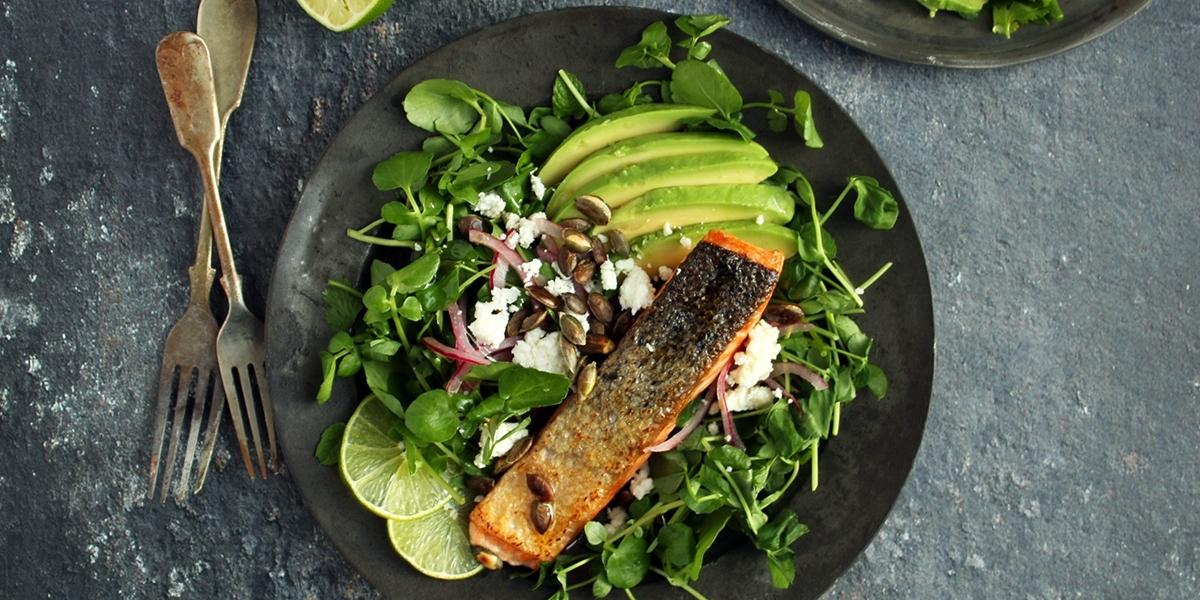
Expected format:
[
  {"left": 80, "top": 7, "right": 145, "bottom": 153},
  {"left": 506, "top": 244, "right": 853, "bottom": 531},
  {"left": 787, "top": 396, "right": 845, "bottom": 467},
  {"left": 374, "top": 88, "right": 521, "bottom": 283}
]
[{"left": 470, "top": 230, "right": 783, "bottom": 569}]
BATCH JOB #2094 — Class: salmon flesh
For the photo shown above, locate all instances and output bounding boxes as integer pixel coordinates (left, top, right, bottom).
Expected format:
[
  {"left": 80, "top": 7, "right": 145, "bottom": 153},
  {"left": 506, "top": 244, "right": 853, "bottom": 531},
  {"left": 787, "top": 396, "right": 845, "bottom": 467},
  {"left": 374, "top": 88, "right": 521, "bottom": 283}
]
[{"left": 469, "top": 230, "right": 784, "bottom": 568}]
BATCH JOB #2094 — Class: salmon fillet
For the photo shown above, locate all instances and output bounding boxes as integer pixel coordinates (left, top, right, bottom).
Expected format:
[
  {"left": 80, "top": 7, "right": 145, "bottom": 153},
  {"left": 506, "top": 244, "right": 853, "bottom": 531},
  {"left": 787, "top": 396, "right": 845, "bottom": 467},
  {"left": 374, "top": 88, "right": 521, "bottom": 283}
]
[{"left": 469, "top": 230, "right": 784, "bottom": 568}]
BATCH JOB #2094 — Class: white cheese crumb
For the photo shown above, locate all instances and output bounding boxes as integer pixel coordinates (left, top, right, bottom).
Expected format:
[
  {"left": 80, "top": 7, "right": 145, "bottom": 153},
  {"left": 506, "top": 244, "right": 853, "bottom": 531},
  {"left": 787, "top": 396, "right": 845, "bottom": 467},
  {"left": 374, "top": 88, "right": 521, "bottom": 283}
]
[
  {"left": 618, "top": 265, "right": 654, "bottom": 315},
  {"left": 468, "top": 288, "right": 521, "bottom": 348},
  {"left": 414, "top": 243, "right": 423, "bottom": 252},
  {"left": 724, "top": 385, "right": 775, "bottom": 412},
  {"left": 518, "top": 258, "right": 543, "bottom": 283},
  {"left": 614, "top": 258, "right": 637, "bottom": 275},
  {"left": 600, "top": 260, "right": 619, "bottom": 291},
  {"left": 657, "top": 265, "right": 673, "bottom": 281},
  {"left": 755, "top": 214, "right": 765, "bottom": 225},
  {"left": 772, "top": 387, "right": 784, "bottom": 399},
  {"left": 706, "top": 422, "right": 720, "bottom": 435},
  {"left": 475, "top": 191, "right": 506, "bottom": 219},
  {"left": 679, "top": 236, "right": 693, "bottom": 249},
  {"left": 728, "top": 320, "right": 782, "bottom": 388},
  {"left": 513, "top": 211, "right": 544, "bottom": 248},
  {"left": 605, "top": 506, "right": 629, "bottom": 536},
  {"left": 530, "top": 174, "right": 547, "bottom": 201},
  {"left": 546, "top": 276, "right": 576, "bottom": 297},
  {"left": 629, "top": 463, "right": 654, "bottom": 500},
  {"left": 504, "top": 212, "right": 521, "bottom": 230},
  {"left": 473, "top": 421, "right": 529, "bottom": 468},
  {"left": 504, "top": 232, "right": 519, "bottom": 249},
  {"left": 662, "top": 222, "right": 673, "bottom": 236},
  {"left": 512, "top": 329, "right": 568, "bottom": 375}
]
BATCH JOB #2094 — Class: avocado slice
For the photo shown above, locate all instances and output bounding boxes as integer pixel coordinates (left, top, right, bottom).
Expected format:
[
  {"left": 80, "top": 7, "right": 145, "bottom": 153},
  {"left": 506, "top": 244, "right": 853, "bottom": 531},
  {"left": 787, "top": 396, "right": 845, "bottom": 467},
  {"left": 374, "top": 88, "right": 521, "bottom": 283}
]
[
  {"left": 546, "top": 133, "right": 769, "bottom": 216},
  {"left": 554, "top": 153, "right": 778, "bottom": 220},
  {"left": 597, "top": 184, "right": 795, "bottom": 239},
  {"left": 538, "top": 104, "right": 717, "bottom": 186},
  {"left": 630, "top": 221, "right": 799, "bottom": 272}
]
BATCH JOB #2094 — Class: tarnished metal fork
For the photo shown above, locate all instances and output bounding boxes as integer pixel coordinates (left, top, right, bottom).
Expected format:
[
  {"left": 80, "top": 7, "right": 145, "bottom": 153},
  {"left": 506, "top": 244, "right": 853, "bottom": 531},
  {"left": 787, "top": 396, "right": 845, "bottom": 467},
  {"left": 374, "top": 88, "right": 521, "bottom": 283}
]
[{"left": 147, "top": 0, "right": 260, "bottom": 501}]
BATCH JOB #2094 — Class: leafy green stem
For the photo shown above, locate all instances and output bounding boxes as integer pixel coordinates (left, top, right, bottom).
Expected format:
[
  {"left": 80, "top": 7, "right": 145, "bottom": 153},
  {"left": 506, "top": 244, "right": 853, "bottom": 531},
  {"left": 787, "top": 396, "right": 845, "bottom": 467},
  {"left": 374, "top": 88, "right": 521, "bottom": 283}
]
[{"left": 649, "top": 567, "right": 708, "bottom": 600}]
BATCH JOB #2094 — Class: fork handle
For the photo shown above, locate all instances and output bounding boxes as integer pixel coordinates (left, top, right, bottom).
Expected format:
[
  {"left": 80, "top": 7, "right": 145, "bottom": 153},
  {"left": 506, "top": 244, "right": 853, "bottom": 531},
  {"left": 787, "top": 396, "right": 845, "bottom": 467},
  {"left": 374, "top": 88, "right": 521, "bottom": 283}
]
[{"left": 193, "top": 146, "right": 244, "bottom": 306}]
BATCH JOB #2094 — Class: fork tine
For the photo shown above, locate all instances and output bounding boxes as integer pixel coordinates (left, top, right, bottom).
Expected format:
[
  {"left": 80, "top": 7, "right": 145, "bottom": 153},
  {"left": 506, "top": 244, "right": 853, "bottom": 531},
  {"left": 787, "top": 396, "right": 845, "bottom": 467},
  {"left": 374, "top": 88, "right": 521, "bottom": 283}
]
[
  {"left": 249, "top": 362, "right": 279, "bottom": 473},
  {"left": 237, "top": 365, "right": 268, "bottom": 478},
  {"left": 193, "top": 371, "right": 224, "bottom": 493},
  {"left": 174, "top": 368, "right": 210, "bottom": 501},
  {"left": 159, "top": 368, "right": 195, "bottom": 502},
  {"left": 148, "top": 364, "right": 180, "bottom": 499},
  {"left": 220, "top": 364, "right": 256, "bottom": 479}
]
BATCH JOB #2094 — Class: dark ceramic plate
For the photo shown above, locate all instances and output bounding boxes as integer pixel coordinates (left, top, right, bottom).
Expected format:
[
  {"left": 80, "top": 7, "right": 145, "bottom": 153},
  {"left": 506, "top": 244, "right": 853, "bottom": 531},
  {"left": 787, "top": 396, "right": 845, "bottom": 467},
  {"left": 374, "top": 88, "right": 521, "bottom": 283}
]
[
  {"left": 266, "top": 7, "right": 933, "bottom": 599},
  {"left": 777, "top": 0, "right": 1150, "bottom": 68}
]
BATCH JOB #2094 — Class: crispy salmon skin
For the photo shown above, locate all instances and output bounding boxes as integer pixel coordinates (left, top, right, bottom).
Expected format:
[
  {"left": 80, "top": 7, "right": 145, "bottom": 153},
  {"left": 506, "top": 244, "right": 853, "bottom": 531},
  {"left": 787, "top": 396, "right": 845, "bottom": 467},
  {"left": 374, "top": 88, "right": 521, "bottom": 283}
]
[{"left": 469, "top": 230, "right": 783, "bottom": 568}]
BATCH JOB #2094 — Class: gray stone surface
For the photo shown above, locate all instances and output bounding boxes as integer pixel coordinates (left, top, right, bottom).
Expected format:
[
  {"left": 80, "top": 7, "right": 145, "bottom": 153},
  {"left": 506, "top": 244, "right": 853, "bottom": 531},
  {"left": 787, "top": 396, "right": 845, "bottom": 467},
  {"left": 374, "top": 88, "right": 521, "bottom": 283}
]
[{"left": 0, "top": 0, "right": 1195, "bottom": 597}]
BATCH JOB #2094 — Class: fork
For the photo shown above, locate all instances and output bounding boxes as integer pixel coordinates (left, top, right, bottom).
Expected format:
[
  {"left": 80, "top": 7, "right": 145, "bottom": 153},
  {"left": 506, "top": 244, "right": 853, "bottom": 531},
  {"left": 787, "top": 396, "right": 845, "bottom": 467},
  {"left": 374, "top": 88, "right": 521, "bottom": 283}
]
[{"left": 156, "top": 31, "right": 279, "bottom": 481}]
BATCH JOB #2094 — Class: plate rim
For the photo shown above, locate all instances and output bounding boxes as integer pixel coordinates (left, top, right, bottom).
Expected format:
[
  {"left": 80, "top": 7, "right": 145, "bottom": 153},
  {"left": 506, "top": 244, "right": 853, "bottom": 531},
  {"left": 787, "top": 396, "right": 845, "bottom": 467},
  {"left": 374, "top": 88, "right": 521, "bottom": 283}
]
[
  {"left": 265, "top": 6, "right": 937, "bottom": 598},
  {"left": 776, "top": 0, "right": 1153, "bottom": 68}
]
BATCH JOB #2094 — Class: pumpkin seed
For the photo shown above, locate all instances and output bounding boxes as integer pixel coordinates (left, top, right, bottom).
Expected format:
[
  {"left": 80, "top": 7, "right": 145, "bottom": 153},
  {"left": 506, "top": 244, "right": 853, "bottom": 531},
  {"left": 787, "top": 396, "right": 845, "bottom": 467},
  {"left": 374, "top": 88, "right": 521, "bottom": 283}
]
[
  {"left": 506, "top": 307, "right": 531, "bottom": 337},
  {"left": 557, "top": 249, "right": 578, "bottom": 276},
  {"left": 574, "top": 361, "right": 597, "bottom": 397},
  {"left": 581, "top": 334, "right": 615, "bottom": 355},
  {"left": 531, "top": 501, "right": 554, "bottom": 534},
  {"left": 558, "top": 334, "right": 580, "bottom": 374},
  {"left": 607, "top": 230, "right": 630, "bottom": 256},
  {"left": 466, "top": 476, "right": 495, "bottom": 495},
  {"left": 763, "top": 303, "right": 806, "bottom": 327},
  {"left": 526, "top": 473, "right": 554, "bottom": 501},
  {"left": 457, "top": 215, "right": 484, "bottom": 234},
  {"left": 562, "top": 229, "right": 593, "bottom": 253},
  {"left": 574, "top": 195, "right": 611, "bottom": 226},
  {"left": 558, "top": 217, "right": 592, "bottom": 232},
  {"left": 559, "top": 313, "right": 587, "bottom": 346},
  {"left": 612, "top": 310, "right": 633, "bottom": 340},
  {"left": 520, "top": 309, "right": 548, "bottom": 333},
  {"left": 493, "top": 437, "right": 532, "bottom": 473},
  {"left": 563, "top": 293, "right": 588, "bottom": 315},
  {"left": 587, "top": 292, "right": 614, "bottom": 323},
  {"left": 572, "top": 257, "right": 596, "bottom": 285},
  {"left": 527, "top": 286, "right": 562, "bottom": 310}
]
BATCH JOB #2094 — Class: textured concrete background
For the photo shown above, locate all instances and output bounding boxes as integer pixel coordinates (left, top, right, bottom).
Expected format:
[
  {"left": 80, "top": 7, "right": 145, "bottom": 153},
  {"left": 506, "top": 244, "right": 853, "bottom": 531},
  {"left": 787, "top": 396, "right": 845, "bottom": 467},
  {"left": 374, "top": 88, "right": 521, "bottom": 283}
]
[{"left": 0, "top": 0, "right": 1196, "bottom": 598}]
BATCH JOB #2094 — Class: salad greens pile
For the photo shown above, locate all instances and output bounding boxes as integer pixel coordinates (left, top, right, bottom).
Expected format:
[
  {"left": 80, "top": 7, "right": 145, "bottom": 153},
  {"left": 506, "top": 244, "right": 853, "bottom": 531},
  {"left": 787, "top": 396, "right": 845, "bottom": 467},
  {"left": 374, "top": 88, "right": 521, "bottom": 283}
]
[
  {"left": 916, "top": 0, "right": 1064, "bottom": 38},
  {"left": 315, "top": 13, "right": 898, "bottom": 599}
]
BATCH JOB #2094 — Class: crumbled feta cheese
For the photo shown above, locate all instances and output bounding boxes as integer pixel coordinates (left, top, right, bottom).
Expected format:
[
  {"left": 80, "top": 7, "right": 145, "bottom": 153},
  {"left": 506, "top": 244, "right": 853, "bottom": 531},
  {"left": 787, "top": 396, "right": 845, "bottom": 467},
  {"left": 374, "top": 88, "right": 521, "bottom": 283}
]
[
  {"left": 518, "top": 258, "right": 543, "bottom": 283},
  {"left": 728, "top": 320, "right": 781, "bottom": 388},
  {"left": 414, "top": 243, "right": 423, "bottom": 252},
  {"left": 679, "top": 236, "right": 693, "bottom": 249},
  {"left": 504, "top": 212, "right": 521, "bottom": 230},
  {"left": 614, "top": 258, "right": 637, "bottom": 275},
  {"left": 512, "top": 329, "right": 568, "bottom": 374},
  {"left": 772, "top": 387, "right": 784, "bottom": 399},
  {"left": 706, "top": 422, "right": 720, "bottom": 435},
  {"left": 657, "top": 265, "right": 673, "bottom": 281},
  {"left": 546, "top": 276, "right": 576, "bottom": 297},
  {"left": 662, "top": 222, "right": 673, "bottom": 236},
  {"left": 600, "top": 260, "right": 619, "bottom": 291},
  {"left": 504, "top": 232, "right": 519, "bottom": 249},
  {"left": 604, "top": 506, "right": 629, "bottom": 536},
  {"left": 724, "top": 385, "right": 775, "bottom": 412},
  {"left": 530, "top": 174, "right": 547, "bottom": 201},
  {"left": 618, "top": 265, "right": 654, "bottom": 315},
  {"left": 755, "top": 214, "right": 765, "bottom": 225},
  {"left": 514, "top": 212, "right": 544, "bottom": 248},
  {"left": 473, "top": 420, "right": 529, "bottom": 468},
  {"left": 475, "top": 191, "right": 506, "bottom": 219},
  {"left": 469, "top": 288, "right": 521, "bottom": 348},
  {"left": 629, "top": 463, "right": 654, "bottom": 500},
  {"left": 597, "top": 233, "right": 609, "bottom": 243}
]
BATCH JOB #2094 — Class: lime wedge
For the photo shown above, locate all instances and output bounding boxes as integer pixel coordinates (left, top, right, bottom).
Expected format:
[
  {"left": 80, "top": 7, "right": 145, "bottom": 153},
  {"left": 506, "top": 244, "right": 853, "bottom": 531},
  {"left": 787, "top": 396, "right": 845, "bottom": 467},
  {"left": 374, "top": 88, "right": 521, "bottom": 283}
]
[
  {"left": 295, "top": 0, "right": 395, "bottom": 32},
  {"left": 387, "top": 503, "right": 483, "bottom": 580},
  {"left": 339, "top": 397, "right": 450, "bottom": 520}
]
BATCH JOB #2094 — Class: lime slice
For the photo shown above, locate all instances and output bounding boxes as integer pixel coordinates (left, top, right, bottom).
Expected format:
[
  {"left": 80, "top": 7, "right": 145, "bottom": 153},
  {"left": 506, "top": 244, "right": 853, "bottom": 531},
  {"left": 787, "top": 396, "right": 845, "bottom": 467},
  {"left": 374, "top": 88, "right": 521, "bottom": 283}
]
[
  {"left": 340, "top": 397, "right": 450, "bottom": 520},
  {"left": 295, "top": 0, "right": 395, "bottom": 32},
  {"left": 387, "top": 503, "right": 483, "bottom": 580}
]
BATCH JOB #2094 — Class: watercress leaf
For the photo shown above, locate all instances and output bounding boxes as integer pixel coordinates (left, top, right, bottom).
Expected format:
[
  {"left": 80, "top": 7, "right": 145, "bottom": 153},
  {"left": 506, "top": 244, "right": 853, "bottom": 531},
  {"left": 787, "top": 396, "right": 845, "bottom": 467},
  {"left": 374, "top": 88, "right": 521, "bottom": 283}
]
[
  {"left": 551, "top": 69, "right": 594, "bottom": 120},
  {"left": 605, "top": 534, "right": 649, "bottom": 589},
  {"left": 687, "top": 115, "right": 755, "bottom": 141},
  {"left": 800, "top": 388, "right": 834, "bottom": 439},
  {"left": 584, "top": 521, "right": 609, "bottom": 546},
  {"left": 363, "top": 360, "right": 405, "bottom": 417},
  {"left": 765, "top": 549, "right": 797, "bottom": 589},
  {"left": 398, "top": 295, "right": 424, "bottom": 321},
  {"left": 766, "top": 401, "right": 804, "bottom": 458},
  {"left": 372, "top": 150, "right": 433, "bottom": 193},
  {"left": 656, "top": 523, "right": 696, "bottom": 568},
  {"left": 847, "top": 332, "right": 871, "bottom": 357},
  {"left": 369, "top": 261, "right": 396, "bottom": 287},
  {"left": 856, "top": 363, "right": 888, "bottom": 399},
  {"left": 674, "top": 14, "right": 732, "bottom": 38},
  {"left": 465, "top": 361, "right": 517, "bottom": 382},
  {"left": 360, "top": 338, "right": 400, "bottom": 360},
  {"left": 402, "top": 79, "right": 482, "bottom": 135},
  {"left": 796, "top": 222, "right": 837, "bottom": 264},
  {"left": 670, "top": 59, "right": 743, "bottom": 117},
  {"left": 792, "top": 172, "right": 816, "bottom": 207},
  {"left": 791, "top": 91, "right": 823, "bottom": 149},
  {"left": 449, "top": 161, "right": 516, "bottom": 201},
  {"left": 494, "top": 100, "right": 528, "bottom": 128},
  {"left": 316, "top": 351, "right": 337, "bottom": 404},
  {"left": 766, "top": 109, "right": 788, "bottom": 133},
  {"left": 465, "top": 394, "right": 505, "bottom": 425},
  {"left": 323, "top": 280, "right": 361, "bottom": 331},
  {"left": 405, "top": 389, "right": 460, "bottom": 444},
  {"left": 314, "top": 422, "right": 346, "bottom": 465},
  {"left": 686, "top": 508, "right": 733, "bottom": 580},
  {"left": 709, "top": 444, "right": 752, "bottom": 471},
  {"left": 421, "top": 135, "right": 457, "bottom": 158},
  {"left": 849, "top": 176, "right": 899, "bottom": 230},
  {"left": 591, "top": 573, "right": 613, "bottom": 598},
  {"left": 499, "top": 366, "right": 571, "bottom": 412},
  {"left": 388, "top": 252, "right": 440, "bottom": 294},
  {"left": 362, "top": 285, "right": 391, "bottom": 315},
  {"left": 616, "top": 21, "right": 673, "bottom": 70},
  {"left": 755, "top": 509, "right": 809, "bottom": 552}
]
